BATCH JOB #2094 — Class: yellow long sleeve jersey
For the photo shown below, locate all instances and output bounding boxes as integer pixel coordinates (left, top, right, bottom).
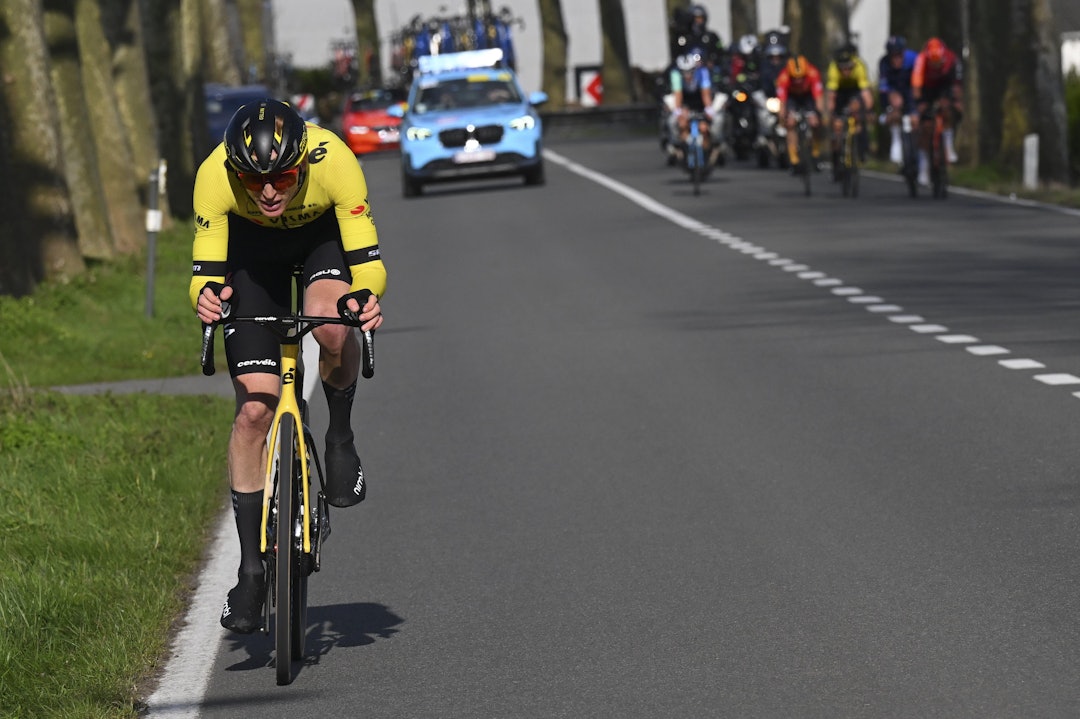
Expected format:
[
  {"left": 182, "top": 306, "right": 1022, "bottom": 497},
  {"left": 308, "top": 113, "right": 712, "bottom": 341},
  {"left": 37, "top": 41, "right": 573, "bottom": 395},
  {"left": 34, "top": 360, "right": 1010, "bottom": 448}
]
[{"left": 189, "top": 123, "right": 387, "bottom": 310}]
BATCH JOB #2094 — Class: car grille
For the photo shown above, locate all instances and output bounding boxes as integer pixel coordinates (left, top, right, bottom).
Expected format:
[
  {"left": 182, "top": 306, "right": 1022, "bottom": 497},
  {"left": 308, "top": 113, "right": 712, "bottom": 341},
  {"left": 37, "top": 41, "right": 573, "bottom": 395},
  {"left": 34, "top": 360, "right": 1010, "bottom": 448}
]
[{"left": 439, "top": 124, "right": 504, "bottom": 147}]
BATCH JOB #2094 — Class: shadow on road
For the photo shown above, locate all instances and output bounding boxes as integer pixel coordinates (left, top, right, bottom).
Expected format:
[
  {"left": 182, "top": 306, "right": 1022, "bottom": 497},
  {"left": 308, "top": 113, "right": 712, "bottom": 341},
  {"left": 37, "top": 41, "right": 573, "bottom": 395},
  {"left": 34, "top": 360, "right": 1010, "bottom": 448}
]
[{"left": 221, "top": 601, "right": 405, "bottom": 673}]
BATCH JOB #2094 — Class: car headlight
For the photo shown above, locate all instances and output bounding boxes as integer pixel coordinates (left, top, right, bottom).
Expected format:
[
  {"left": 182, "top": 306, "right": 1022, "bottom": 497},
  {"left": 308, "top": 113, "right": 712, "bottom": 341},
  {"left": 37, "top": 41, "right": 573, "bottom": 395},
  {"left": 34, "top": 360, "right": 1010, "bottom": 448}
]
[
  {"left": 766, "top": 97, "right": 782, "bottom": 114},
  {"left": 509, "top": 115, "right": 535, "bottom": 131},
  {"left": 406, "top": 126, "right": 433, "bottom": 141},
  {"left": 348, "top": 126, "right": 370, "bottom": 135}
]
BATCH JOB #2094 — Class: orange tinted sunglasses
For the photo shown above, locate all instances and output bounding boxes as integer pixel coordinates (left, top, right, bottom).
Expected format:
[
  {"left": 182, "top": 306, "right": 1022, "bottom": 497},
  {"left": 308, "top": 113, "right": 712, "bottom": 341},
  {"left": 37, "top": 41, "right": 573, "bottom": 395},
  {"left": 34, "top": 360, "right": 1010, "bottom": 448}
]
[{"left": 237, "top": 166, "right": 300, "bottom": 192}]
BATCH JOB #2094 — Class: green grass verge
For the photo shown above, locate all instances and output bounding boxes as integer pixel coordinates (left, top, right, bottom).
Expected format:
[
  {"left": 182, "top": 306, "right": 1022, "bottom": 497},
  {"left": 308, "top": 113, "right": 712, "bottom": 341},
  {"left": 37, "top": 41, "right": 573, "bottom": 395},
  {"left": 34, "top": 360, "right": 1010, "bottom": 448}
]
[
  {"left": 0, "top": 225, "right": 205, "bottom": 387},
  {"left": 0, "top": 223, "right": 235, "bottom": 717},
  {"left": 0, "top": 390, "right": 232, "bottom": 718}
]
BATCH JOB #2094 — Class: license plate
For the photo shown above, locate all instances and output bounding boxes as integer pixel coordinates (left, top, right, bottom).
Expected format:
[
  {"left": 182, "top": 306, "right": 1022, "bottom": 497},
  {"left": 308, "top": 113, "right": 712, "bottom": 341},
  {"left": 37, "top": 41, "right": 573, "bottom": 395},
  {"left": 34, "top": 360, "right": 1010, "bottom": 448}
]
[{"left": 453, "top": 150, "right": 496, "bottom": 164}]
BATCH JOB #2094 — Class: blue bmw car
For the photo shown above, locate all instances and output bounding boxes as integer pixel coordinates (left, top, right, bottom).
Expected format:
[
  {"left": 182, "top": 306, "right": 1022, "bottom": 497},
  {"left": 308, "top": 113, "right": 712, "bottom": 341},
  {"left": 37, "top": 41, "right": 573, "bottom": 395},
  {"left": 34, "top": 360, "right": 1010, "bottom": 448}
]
[{"left": 391, "top": 50, "right": 548, "bottom": 197}]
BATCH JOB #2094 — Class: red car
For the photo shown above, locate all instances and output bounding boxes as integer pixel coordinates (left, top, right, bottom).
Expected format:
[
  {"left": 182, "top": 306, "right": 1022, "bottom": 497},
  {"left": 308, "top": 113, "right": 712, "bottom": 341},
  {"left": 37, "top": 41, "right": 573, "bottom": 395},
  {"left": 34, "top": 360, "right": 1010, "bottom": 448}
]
[{"left": 340, "top": 88, "right": 407, "bottom": 155}]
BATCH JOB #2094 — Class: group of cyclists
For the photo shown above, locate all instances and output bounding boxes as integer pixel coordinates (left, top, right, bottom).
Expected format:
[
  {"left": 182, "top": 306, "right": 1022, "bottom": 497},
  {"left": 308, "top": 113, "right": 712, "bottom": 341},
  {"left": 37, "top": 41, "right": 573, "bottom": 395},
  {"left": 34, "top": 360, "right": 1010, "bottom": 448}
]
[{"left": 663, "top": 4, "right": 965, "bottom": 189}]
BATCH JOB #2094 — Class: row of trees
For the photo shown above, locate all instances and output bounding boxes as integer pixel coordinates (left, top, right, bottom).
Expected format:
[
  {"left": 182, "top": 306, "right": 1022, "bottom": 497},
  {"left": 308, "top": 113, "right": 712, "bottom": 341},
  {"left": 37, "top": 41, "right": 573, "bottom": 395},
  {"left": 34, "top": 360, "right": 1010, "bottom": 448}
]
[{"left": 0, "top": 0, "right": 1070, "bottom": 297}]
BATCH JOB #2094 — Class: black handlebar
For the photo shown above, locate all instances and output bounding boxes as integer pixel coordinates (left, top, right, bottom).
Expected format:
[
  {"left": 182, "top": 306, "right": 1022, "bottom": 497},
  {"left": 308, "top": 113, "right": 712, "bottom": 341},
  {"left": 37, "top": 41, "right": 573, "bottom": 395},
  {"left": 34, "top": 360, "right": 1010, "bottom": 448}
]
[{"left": 200, "top": 315, "right": 375, "bottom": 379}]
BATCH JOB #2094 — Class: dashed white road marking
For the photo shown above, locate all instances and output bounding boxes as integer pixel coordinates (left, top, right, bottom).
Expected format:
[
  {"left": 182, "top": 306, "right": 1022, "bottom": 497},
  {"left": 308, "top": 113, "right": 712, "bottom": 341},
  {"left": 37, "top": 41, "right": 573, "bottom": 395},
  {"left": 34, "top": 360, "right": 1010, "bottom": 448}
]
[
  {"left": 1035, "top": 374, "right": 1080, "bottom": 386},
  {"left": 1000, "top": 359, "right": 1046, "bottom": 370},
  {"left": 543, "top": 148, "right": 1080, "bottom": 399},
  {"left": 967, "top": 346, "right": 1010, "bottom": 356}
]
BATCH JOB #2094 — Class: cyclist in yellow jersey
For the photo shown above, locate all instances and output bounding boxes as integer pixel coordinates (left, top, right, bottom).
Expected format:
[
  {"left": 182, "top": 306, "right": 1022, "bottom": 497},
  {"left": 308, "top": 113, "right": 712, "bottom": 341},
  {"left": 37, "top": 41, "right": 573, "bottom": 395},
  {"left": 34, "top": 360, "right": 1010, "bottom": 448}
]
[
  {"left": 825, "top": 43, "right": 874, "bottom": 176},
  {"left": 190, "top": 99, "right": 386, "bottom": 634}
]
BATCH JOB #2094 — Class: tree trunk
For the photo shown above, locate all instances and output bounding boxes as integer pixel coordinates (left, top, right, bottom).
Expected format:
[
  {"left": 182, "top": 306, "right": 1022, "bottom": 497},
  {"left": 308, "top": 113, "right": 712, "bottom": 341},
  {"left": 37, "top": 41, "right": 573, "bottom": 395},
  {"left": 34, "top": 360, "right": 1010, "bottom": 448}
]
[
  {"left": 0, "top": 0, "right": 85, "bottom": 295},
  {"left": 199, "top": 0, "right": 240, "bottom": 84},
  {"left": 76, "top": 0, "right": 145, "bottom": 255},
  {"left": 786, "top": 0, "right": 826, "bottom": 67},
  {"left": 731, "top": 0, "right": 759, "bottom": 40},
  {"left": 104, "top": 0, "right": 165, "bottom": 214},
  {"left": 351, "top": 0, "right": 381, "bottom": 88},
  {"left": 142, "top": 0, "right": 195, "bottom": 217},
  {"left": 821, "top": 0, "right": 850, "bottom": 52},
  {"left": 537, "top": 0, "right": 568, "bottom": 108},
  {"left": 43, "top": 0, "right": 115, "bottom": 261},
  {"left": 1030, "top": 0, "right": 1069, "bottom": 183},
  {"left": 235, "top": 0, "right": 268, "bottom": 83},
  {"left": 598, "top": 0, "right": 635, "bottom": 104}
]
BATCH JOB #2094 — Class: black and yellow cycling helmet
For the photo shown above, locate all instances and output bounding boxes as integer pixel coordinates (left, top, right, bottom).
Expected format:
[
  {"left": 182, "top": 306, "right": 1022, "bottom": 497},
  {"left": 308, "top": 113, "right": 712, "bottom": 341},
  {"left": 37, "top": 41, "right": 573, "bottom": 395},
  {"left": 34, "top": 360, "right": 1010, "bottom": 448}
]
[{"left": 223, "top": 99, "right": 308, "bottom": 174}]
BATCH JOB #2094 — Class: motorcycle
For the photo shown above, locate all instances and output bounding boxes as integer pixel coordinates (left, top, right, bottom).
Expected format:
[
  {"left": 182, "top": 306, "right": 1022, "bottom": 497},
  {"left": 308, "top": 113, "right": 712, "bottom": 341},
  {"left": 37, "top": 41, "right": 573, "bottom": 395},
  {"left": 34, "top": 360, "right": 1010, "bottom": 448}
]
[
  {"left": 761, "top": 95, "right": 789, "bottom": 169},
  {"left": 722, "top": 79, "right": 764, "bottom": 164}
]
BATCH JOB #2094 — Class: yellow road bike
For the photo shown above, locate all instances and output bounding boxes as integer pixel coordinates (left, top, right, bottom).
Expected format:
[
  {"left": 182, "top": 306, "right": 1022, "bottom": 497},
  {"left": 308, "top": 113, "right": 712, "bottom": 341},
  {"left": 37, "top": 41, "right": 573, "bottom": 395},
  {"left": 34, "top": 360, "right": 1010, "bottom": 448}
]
[
  {"left": 200, "top": 269, "right": 374, "bottom": 685},
  {"left": 835, "top": 110, "right": 862, "bottom": 199}
]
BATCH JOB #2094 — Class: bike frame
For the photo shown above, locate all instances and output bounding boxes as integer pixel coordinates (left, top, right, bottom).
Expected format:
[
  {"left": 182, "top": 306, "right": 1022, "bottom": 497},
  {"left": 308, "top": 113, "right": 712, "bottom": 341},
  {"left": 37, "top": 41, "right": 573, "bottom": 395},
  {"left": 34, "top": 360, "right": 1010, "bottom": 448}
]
[{"left": 261, "top": 336, "right": 313, "bottom": 556}]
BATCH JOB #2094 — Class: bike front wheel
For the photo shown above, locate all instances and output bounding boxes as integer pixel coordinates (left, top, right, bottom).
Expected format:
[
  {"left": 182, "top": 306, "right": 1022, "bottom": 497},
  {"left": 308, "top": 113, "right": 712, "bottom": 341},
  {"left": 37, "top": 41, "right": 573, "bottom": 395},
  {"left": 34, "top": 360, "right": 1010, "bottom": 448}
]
[{"left": 275, "top": 414, "right": 303, "bottom": 684}]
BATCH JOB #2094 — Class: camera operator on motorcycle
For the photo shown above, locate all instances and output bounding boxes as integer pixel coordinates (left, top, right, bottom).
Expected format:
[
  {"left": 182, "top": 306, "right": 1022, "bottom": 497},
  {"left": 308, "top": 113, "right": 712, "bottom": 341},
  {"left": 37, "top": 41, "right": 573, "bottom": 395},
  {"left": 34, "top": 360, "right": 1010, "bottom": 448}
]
[
  {"left": 713, "top": 34, "right": 769, "bottom": 161},
  {"left": 669, "top": 4, "right": 724, "bottom": 69},
  {"left": 776, "top": 54, "right": 826, "bottom": 174},
  {"left": 825, "top": 42, "right": 875, "bottom": 177},
  {"left": 666, "top": 50, "right": 716, "bottom": 164},
  {"left": 878, "top": 35, "right": 918, "bottom": 165}
]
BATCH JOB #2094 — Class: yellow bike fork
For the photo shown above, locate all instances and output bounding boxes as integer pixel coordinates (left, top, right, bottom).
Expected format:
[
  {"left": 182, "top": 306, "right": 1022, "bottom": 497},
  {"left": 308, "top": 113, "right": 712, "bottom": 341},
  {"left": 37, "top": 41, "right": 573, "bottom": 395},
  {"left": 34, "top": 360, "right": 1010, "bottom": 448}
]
[{"left": 260, "top": 342, "right": 313, "bottom": 555}]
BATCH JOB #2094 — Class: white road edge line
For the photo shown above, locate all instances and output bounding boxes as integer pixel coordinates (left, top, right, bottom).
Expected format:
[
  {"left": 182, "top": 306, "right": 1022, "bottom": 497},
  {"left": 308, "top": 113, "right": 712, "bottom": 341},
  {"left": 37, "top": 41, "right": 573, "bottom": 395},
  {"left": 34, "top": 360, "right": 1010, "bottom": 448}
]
[
  {"left": 146, "top": 334, "right": 320, "bottom": 717},
  {"left": 544, "top": 148, "right": 1080, "bottom": 395}
]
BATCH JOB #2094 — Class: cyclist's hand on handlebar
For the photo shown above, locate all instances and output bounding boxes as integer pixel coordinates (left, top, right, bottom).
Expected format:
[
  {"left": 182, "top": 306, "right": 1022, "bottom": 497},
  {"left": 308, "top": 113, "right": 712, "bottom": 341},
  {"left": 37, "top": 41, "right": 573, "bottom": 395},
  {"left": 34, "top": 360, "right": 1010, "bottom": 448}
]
[
  {"left": 197, "top": 283, "right": 232, "bottom": 325},
  {"left": 338, "top": 289, "right": 383, "bottom": 332}
]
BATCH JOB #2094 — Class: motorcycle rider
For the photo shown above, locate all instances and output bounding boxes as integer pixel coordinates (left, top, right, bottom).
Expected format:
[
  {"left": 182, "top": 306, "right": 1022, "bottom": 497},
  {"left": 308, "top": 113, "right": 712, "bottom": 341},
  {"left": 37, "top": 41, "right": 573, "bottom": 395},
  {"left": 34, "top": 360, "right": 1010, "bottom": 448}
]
[
  {"left": 667, "top": 50, "right": 715, "bottom": 163},
  {"left": 825, "top": 42, "right": 874, "bottom": 175},
  {"left": 776, "top": 54, "right": 825, "bottom": 174},
  {"left": 670, "top": 4, "right": 724, "bottom": 69},
  {"left": 912, "top": 36, "right": 964, "bottom": 185},
  {"left": 758, "top": 38, "right": 790, "bottom": 166},
  {"left": 714, "top": 34, "right": 769, "bottom": 159}
]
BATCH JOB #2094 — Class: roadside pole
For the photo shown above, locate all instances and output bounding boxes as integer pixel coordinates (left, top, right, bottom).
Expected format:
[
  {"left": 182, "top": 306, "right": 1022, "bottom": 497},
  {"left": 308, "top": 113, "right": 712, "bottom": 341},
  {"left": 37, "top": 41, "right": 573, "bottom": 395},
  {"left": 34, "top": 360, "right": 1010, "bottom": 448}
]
[{"left": 145, "top": 161, "right": 166, "bottom": 318}]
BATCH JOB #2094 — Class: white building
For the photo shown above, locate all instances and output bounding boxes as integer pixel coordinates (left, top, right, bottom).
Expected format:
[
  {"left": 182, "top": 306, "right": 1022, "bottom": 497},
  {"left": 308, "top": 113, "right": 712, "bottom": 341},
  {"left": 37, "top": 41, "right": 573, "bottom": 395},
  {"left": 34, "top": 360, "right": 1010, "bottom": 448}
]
[{"left": 273, "top": 0, "right": 890, "bottom": 100}]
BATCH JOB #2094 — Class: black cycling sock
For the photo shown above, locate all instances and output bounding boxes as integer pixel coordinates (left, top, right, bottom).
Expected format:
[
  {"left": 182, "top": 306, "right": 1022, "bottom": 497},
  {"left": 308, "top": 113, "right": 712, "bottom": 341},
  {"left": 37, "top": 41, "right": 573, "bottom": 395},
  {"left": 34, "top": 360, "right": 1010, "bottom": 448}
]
[
  {"left": 323, "top": 380, "right": 357, "bottom": 444},
  {"left": 231, "top": 489, "right": 265, "bottom": 575}
]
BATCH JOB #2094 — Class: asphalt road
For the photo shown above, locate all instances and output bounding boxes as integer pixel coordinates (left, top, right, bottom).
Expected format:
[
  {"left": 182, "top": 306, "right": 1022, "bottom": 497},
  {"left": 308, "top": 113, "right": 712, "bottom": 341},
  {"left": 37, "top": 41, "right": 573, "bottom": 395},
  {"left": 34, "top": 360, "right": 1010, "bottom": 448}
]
[{"left": 187, "top": 137, "right": 1080, "bottom": 717}]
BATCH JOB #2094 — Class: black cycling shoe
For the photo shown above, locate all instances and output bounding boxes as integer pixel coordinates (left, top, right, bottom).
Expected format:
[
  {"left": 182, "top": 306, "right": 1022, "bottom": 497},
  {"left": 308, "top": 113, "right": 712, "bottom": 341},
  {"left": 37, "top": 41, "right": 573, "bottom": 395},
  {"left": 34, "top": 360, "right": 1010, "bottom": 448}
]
[
  {"left": 220, "top": 571, "right": 266, "bottom": 634},
  {"left": 324, "top": 439, "right": 365, "bottom": 507}
]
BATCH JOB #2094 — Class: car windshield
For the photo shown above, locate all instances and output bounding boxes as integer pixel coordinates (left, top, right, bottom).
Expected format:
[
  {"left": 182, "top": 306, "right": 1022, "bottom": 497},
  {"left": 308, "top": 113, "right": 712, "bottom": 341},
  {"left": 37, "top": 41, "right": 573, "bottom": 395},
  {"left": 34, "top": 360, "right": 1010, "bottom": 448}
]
[
  {"left": 413, "top": 78, "right": 521, "bottom": 114},
  {"left": 346, "top": 89, "right": 404, "bottom": 113}
]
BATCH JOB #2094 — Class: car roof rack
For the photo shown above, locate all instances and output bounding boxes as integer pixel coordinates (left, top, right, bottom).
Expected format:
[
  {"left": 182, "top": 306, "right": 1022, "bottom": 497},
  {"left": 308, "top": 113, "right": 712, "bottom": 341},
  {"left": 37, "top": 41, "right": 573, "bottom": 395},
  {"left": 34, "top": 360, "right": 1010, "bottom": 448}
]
[{"left": 417, "top": 48, "right": 505, "bottom": 76}]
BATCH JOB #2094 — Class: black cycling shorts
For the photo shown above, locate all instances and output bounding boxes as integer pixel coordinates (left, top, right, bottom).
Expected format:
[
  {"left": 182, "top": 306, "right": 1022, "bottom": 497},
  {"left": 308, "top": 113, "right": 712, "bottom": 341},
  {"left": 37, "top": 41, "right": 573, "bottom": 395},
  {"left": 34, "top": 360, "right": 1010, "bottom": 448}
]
[
  {"left": 788, "top": 95, "right": 817, "bottom": 116},
  {"left": 834, "top": 89, "right": 864, "bottom": 115},
  {"left": 222, "top": 212, "right": 352, "bottom": 378}
]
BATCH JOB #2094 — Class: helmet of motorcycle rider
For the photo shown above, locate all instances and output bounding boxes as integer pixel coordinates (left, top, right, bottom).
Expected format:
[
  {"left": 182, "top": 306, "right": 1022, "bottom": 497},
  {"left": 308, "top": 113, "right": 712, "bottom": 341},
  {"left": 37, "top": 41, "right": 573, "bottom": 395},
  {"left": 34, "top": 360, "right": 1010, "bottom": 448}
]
[
  {"left": 925, "top": 37, "right": 946, "bottom": 65},
  {"left": 224, "top": 99, "right": 308, "bottom": 176},
  {"left": 690, "top": 4, "right": 707, "bottom": 24},
  {"left": 786, "top": 55, "right": 809, "bottom": 79},
  {"left": 885, "top": 35, "right": 907, "bottom": 55},
  {"left": 737, "top": 34, "right": 759, "bottom": 56},
  {"left": 676, "top": 52, "right": 702, "bottom": 72}
]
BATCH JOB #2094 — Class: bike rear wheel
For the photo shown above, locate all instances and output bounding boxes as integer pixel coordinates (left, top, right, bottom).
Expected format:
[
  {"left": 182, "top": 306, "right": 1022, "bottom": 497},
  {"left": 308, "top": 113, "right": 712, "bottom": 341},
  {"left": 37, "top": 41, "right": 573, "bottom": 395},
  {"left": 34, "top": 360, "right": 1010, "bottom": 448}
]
[
  {"left": 902, "top": 132, "right": 918, "bottom": 198},
  {"left": 845, "top": 132, "right": 860, "bottom": 198},
  {"left": 931, "top": 120, "right": 949, "bottom": 199},
  {"left": 798, "top": 129, "right": 812, "bottom": 196},
  {"left": 275, "top": 414, "right": 300, "bottom": 685}
]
